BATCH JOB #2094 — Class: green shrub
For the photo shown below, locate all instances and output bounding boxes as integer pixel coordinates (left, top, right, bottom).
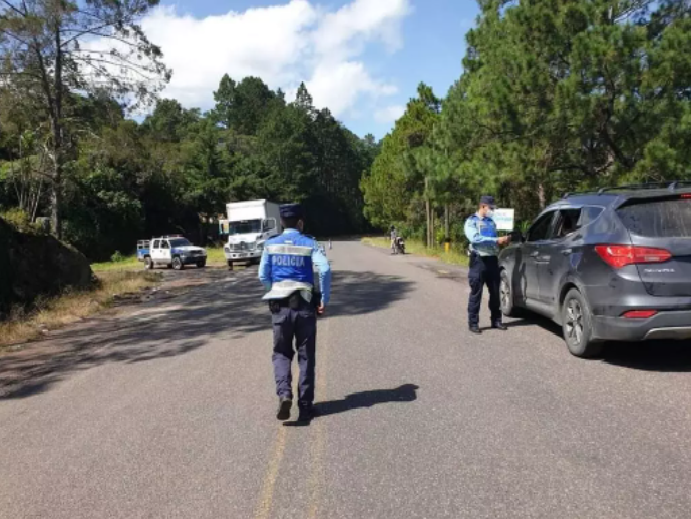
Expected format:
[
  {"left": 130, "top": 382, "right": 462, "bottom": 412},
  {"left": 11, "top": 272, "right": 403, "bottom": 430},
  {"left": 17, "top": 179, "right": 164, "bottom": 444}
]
[
  {"left": 110, "top": 251, "right": 126, "bottom": 263},
  {"left": 1, "top": 208, "right": 32, "bottom": 232}
]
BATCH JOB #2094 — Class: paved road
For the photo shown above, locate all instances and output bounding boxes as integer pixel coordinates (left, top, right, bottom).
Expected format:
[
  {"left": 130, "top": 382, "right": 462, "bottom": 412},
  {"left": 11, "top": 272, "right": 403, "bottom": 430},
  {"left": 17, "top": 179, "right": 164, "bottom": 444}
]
[{"left": 2, "top": 241, "right": 691, "bottom": 519}]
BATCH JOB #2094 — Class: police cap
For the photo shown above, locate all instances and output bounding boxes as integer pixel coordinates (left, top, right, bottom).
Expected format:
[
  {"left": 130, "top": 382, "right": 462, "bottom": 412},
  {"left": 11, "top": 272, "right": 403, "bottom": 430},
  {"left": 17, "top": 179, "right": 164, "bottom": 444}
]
[
  {"left": 480, "top": 195, "right": 496, "bottom": 208},
  {"left": 279, "top": 203, "right": 304, "bottom": 220}
]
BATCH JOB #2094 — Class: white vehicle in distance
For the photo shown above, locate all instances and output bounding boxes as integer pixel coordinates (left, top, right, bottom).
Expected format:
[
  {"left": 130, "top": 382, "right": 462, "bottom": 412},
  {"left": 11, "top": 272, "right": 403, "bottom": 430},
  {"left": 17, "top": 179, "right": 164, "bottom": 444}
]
[
  {"left": 143, "top": 235, "right": 207, "bottom": 270},
  {"left": 221, "top": 200, "right": 282, "bottom": 270}
]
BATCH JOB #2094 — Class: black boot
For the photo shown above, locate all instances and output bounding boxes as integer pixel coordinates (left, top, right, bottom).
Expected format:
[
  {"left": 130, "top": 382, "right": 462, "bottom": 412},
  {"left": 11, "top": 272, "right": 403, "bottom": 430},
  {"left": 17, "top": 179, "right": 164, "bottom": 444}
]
[
  {"left": 276, "top": 397, "right": 292, "bottom": 421},
  {"left": 298, "top": 405, "right": 317, "bottom": 422},
  {"left": 469, "top": 325, "right": 482, "bottom": 335},
  {"left": 492, "top": 322, "right": 508, "bottom": 331}
]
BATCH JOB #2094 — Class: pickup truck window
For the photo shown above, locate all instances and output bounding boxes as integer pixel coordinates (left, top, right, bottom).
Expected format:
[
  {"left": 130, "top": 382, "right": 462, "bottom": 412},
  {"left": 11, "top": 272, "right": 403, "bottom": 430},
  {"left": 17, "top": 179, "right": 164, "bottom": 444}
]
[{"left": 169, "top": 238, "right": 192, "bottom": 248}]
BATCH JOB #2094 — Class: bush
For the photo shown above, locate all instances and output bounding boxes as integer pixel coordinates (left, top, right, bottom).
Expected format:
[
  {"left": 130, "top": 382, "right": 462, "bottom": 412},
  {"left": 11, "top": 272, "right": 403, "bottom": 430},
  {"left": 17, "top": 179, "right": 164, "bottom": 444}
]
[
  {"left": 110, "top": 251, "right": 127, "bottom": 263},
  {"left": 0, "top": 208, "right": 49, "bottom": 235},
  {"left": 1, "top": 208, "right": 32, "bottom": 233}
]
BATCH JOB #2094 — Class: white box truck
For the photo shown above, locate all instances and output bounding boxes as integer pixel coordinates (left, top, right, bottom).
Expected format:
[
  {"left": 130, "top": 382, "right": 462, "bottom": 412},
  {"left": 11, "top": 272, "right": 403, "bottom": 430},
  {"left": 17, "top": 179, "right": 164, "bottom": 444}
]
[{"left": 222, "top": 200, "right": 282, "bottom": 269}]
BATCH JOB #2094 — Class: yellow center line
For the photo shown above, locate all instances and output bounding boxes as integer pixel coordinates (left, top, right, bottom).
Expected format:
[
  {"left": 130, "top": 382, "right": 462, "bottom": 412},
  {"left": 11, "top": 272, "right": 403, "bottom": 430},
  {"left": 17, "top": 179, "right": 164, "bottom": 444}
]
[
  {"left": 254, "top": 425, "right": 288, "bottom": 519},
  {"left": 307, "top": 315, "right": 330, "bottom": 519},
  {"left": 254, "top": 314, "right": 330, "bottom": 519}
]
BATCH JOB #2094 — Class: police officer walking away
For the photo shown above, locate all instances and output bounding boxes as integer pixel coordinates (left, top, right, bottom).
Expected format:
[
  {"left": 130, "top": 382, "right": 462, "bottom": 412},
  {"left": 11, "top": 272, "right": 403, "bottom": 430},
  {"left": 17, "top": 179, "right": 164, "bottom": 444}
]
[
  {"left": 258, "top": 204, "right": 331, "bottom": 422},
  {"left": 464, "top": 195, "right": 510, "bottom": 335}
]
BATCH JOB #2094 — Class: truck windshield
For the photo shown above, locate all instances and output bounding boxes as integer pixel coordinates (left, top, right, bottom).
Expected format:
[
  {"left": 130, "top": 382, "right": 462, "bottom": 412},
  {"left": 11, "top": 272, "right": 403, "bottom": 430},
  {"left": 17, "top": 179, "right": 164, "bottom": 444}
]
[
  {"left": 229, "top": 220, "right": 262, "bottom": 235},
  {"left": 169, "top": 238, "right": 192, "bottom": 248}
]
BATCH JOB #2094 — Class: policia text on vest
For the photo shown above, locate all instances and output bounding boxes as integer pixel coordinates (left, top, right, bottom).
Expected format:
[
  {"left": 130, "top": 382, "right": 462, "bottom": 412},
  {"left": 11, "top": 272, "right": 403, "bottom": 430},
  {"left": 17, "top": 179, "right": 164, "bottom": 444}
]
[{"left": 271, "top": 254, "right": 307, "bottom": 267}]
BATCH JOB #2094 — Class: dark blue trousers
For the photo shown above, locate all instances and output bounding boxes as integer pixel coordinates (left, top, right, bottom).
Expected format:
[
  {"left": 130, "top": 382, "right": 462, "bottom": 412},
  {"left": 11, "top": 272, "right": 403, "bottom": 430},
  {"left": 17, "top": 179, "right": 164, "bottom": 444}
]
[
  {"left": 468, "top": 253, "right": 502, "bottom": 327},
  {"left": 271, "top": 299, "right": 317, "bottom": 408}
]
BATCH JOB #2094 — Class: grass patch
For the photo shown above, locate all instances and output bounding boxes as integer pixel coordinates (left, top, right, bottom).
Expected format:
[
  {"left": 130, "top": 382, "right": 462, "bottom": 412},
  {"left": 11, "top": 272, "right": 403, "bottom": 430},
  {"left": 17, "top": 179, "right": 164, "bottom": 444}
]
[
  {"left": 91, "top": 254, "right": 141, "bottom": 272},
  {"left": 0, "top": 270, "right": 160, "bottom": 350},
  {"left": 91, "top": 247, "right": 228, "bottom": 272},
  {"left": 206, "top": 247, "right": 226, "bottom": 265},
  {"left": 362, "top": 237, "right": 469, "bottom": 267}
]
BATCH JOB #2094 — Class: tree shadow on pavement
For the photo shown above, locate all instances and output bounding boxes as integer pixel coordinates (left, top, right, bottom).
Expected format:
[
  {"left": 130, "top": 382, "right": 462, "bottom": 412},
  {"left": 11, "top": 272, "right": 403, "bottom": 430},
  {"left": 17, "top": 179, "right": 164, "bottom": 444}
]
[
  {"left": 601, "top": 341, "right": 691, "bottom": 372},
  {"left": 1, "top": 270, "right": 413, "bottom": 400},
  {"left": 329, "top": 270, "right": 413, "bottom": 317}
]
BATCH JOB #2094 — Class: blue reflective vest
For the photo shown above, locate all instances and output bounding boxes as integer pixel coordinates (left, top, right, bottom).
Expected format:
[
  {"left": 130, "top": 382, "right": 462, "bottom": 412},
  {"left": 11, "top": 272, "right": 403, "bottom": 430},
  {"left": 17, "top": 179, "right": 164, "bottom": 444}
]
[
  {"left": 265, "top": 232, "right": 315, "bottom": 286},
  {"left": 464, "top": 214, "right": 499, "bottom": 256}
]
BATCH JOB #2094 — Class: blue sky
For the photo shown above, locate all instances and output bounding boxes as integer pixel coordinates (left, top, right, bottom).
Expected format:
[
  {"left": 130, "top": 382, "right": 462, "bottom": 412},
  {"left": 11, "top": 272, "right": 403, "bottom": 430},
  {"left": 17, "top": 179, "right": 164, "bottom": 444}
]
[{"left": 142, "top": 0, "right": 480, "bottom": 138}]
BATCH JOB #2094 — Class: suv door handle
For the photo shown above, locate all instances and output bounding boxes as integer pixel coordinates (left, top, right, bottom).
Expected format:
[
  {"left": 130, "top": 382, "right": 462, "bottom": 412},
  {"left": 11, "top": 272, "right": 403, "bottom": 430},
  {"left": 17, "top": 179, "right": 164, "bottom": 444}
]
[{"left": 561, "top": 249, "right": 572, "bottom": 256}]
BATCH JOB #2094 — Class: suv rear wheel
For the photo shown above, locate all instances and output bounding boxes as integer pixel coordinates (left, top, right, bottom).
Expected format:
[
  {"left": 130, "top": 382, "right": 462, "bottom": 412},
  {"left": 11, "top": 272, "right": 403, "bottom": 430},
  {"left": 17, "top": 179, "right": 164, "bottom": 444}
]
[
  {"left": 172, "top": 256, "right": 184, "bottom": 270},
  {"left": 561, "top": 289, "right": 602, "bottom": 358}
]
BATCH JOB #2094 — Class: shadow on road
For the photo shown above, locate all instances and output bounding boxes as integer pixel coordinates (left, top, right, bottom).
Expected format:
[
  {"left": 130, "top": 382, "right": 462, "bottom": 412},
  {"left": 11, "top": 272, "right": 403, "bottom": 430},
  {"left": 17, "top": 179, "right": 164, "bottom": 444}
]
[
  {"left": 1, "top": 269, "right": 413, "bottom": 400},
  {"left": 315, "top": 384, "right": 419, "bottom": 417},
  {"left": 505, "top": 314, "right": 691, "bottom": 372},
  {"left": 601, "top": 341, "right": 691, "bottom": 372},
  {"left": 329, "top": 270, "right": 413, "bottom": 317},
  {"left": 497, "top": 315, "right": 563, "bottom": 338},
  {"left": 284, "top": 384, "right": 419, "bottom": 427}
]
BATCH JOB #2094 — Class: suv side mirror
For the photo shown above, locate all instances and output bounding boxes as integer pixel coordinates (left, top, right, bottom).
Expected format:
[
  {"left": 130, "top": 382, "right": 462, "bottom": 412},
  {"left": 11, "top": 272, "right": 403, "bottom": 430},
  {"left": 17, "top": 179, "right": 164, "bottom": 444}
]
[{"left": 509, "top": 231, "right": 524, "bottom": 243}]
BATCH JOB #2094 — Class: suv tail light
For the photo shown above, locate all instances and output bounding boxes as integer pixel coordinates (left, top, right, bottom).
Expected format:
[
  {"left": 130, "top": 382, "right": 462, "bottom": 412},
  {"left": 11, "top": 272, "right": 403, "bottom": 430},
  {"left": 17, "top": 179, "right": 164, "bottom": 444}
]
[
  {"left": 622, "top": 310, "right": 658, "bottom": 319},
  {"left": 594, "top": 245, "right": 671, "bottom": 269}
]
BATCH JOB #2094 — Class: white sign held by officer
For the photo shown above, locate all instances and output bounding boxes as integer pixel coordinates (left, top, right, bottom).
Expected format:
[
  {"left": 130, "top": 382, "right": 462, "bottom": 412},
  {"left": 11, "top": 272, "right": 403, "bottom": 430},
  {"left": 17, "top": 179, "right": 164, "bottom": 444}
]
[{"left": 494, "top": 208, "right": 515, "bottom": 231}]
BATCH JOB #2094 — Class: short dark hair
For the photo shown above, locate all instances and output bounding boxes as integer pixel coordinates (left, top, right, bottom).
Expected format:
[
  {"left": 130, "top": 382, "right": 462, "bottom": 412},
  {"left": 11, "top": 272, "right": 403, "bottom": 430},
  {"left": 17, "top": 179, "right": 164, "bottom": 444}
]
[{"left": 281, "top": 216, "right": 301, "bottom": 229}]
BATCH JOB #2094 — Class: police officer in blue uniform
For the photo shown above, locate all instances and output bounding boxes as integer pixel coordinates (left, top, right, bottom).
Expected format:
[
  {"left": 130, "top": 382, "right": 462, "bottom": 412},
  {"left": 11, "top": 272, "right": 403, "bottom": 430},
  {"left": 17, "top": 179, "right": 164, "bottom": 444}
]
[
  {"left": 464, "top": 195, "right": 510, "bottom": 335},
  {"left": 258, "top": 204, "right": 331, "bottom": 422}
]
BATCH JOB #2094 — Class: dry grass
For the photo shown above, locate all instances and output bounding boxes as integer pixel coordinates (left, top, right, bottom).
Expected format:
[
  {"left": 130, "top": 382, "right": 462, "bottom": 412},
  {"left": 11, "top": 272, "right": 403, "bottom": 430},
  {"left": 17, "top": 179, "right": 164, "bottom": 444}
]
[
  {"left": 0, "top": 271, "right": 160, "bottom": 350},
  {"left": 362, "top": 236, "right": 470, "bottom": 267}
]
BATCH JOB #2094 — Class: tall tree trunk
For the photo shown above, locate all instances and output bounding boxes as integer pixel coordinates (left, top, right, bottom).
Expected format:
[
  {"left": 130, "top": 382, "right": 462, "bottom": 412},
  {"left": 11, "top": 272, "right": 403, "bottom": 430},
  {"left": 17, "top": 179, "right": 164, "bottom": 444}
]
[
  {"left": 50, "top": 16, "right": 64, "bottom": 239},
  {"left": 444, "top": 204, "right": 449, "bottom": 240},
  {"left": 430, "top": 207, "right": 435, "bottom": 248},
  {"left": 537, "top": 182, "right": 546, "bottom": 211},
  {"left": 425, "top": 176, "right": 431, "bottom": 249}
]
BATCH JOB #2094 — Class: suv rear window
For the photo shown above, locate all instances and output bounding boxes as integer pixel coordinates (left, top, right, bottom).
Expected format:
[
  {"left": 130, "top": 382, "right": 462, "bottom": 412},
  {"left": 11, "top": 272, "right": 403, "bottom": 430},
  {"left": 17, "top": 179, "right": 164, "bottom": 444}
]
[{"left": 617, "top": 199, "right": 691, "bottom": 238}]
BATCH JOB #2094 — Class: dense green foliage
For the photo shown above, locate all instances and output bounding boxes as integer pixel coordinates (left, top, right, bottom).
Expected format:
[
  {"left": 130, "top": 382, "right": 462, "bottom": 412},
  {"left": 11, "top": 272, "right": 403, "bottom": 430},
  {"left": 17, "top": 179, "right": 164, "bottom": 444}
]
[
  {"left": 362, "top": 0, "right": 691, "bottom": 244},
  {"left": 0, "top": 75, "right": 377, "bottom": 259},
  {"left": 0, "top": 0, "right": 171, "bottom": 240}
]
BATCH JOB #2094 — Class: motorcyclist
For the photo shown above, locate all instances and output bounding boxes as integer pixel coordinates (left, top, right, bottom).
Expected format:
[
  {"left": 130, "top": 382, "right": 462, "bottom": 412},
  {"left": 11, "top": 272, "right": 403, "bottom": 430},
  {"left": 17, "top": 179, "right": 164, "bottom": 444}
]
[{"left": 390, "top": 225, "right": 398, "bottom": 254}]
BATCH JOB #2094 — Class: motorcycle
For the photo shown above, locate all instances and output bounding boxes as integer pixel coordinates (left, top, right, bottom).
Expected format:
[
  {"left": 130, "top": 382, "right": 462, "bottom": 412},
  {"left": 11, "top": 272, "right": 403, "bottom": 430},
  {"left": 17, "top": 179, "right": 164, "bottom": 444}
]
[{"left": 394, "top": 236, "right": 406, "bottom": 255}]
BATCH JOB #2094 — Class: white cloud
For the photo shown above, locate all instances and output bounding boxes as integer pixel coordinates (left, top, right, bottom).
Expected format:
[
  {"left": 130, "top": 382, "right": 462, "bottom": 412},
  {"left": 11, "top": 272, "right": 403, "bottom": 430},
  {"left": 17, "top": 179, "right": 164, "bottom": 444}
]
[
  {"left": 313, "top": 0, "right": 411, "bottom": 60},
  {"left": 109, "top": 0, "right": 411, "bottom": 120},
  {"left": 306, "top": 61, "right": 399, "bottom": 118},
  {"left": 375, "top": 104, "right": 406, "bottom": 123}
]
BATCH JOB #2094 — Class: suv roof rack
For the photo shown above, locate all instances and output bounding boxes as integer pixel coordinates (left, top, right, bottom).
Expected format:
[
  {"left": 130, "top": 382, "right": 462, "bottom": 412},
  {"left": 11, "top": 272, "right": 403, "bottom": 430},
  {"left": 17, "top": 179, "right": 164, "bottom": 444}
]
[
  {"left": 563, "top": 180, "right": 691, "bottom": 199},
  {"left": 161, "top": 234, "right": 185, "bottom": 238}
]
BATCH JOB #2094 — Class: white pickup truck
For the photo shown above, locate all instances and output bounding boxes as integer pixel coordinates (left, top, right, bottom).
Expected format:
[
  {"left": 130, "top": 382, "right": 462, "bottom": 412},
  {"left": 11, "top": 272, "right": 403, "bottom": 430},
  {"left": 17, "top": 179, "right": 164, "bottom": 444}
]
[{"left": 141, "top": 235, "right": 207, "bottom": 270}]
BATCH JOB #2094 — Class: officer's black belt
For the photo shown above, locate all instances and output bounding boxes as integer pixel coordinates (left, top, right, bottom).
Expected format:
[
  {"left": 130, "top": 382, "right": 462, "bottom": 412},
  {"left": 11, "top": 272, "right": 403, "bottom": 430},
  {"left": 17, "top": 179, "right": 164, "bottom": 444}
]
[{"left": 268, "top": 291, "right": 322, "bottom": 313}]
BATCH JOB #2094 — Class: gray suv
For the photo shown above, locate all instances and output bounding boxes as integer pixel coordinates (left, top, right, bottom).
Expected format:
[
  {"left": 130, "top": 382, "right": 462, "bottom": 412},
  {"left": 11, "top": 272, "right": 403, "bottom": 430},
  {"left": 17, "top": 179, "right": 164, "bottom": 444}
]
[{"left": 499, "top": 182, "right": 691, "bottom": 358}]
